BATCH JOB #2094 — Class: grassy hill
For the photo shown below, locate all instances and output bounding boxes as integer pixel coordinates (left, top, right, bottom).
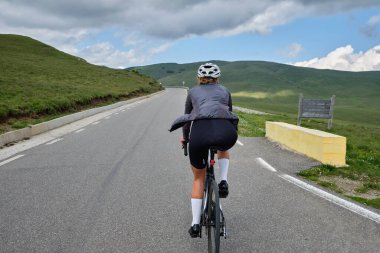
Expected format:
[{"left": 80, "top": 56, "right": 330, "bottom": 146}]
[
  {"left": 0, "top": 34, "right": 162, "bottom": 133},
  {"left": 133, "top": 61, "right": 380, "bottom": 126}
]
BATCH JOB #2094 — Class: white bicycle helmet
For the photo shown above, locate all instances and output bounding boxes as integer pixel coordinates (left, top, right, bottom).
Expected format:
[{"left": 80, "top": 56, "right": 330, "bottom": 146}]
[{"left": 197, "top": 63, "right": 221, "bottom": 78}]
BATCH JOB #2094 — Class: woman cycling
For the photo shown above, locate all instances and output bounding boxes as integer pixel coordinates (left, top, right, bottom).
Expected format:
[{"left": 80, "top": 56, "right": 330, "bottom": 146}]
[{"left": 169, "top": 63, "right": 239, "bottom": 238}]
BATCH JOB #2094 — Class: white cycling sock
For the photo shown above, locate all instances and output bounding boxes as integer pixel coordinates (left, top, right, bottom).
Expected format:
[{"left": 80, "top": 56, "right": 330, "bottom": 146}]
[
  {"left": 191, "top": 198, "right": 202, "bottom": 226},
  {"left": 218, "top": 158, "right": 229, "bottom": 182}
]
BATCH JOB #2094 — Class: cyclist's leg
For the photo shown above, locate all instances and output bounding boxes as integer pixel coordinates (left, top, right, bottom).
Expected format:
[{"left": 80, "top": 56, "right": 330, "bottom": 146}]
[
  {"left": 190, "top": 166, "right": 206, "bottom": 226},
  {"left": 189, "top": 123, "right": 208, "bottom": 200},
  {"left": 217, "top": 150, "right": 230, "bottom": 183},
  {"left": 213, "top": 119, "right": 237, "bottom": 197},
  {"left": 217, "top": 152, "right": 230, "bottom": 198},
  {"left": 191, "top": 166, "right": 206, "bottom": 199},
  {"left": 189, "top": 119, "right": 209, "bottom": 200},
  {"left": 217, "top": 150, "right": 229, "bottom": 159},
  {"left": 189, "top": 155, "right": 207, "bottom": 227},
  {"left": 188, "top": 120, "right": 209, "bottom": 236}
]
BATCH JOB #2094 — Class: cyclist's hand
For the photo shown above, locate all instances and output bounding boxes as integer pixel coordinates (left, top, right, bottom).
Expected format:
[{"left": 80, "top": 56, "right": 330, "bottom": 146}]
[
  {"left": 181, "top": 137, "right": 188, "bottom": 156},
  {"left": 180, "top": 137, "right": 187, "bottom": 145}
]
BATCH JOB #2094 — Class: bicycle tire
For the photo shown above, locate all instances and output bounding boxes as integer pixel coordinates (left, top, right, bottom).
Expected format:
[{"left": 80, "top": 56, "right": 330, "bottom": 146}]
[{"left": 207, "top": 180, "right": 220, "bottom": 253}]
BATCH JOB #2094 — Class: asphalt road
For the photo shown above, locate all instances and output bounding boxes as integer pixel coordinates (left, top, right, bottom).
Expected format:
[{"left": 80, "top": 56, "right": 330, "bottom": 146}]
[{"left": 0, "top": 88, "right": 379, "bottom": 252}]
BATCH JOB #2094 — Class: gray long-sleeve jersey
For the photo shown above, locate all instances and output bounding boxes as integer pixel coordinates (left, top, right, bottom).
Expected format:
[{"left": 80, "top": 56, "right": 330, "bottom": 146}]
[{"left": 182, "top": 85, "right": 233, "bottom": 140}]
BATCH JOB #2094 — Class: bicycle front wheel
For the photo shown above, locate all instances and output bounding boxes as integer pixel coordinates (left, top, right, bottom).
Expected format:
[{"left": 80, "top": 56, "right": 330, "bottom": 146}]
[{"left": 207, "top": 180, "right": 220, "bottom": 253}]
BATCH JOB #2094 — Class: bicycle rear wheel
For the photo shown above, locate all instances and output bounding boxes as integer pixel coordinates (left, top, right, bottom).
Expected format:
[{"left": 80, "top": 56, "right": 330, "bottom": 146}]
[{"left": 207, "top": 180, "right": 220, "bottom": 253}]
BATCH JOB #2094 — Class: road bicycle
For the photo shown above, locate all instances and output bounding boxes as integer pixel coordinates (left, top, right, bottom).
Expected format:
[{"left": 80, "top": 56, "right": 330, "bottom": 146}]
[{"left": 184, "top": 143, "right": 227, "bottom": 253}]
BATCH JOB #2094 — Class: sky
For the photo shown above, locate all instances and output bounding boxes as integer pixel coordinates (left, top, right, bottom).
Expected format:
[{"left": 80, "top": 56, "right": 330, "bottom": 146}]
[{"left": 1, "top": 0, "right": 380, "bottom": 71}]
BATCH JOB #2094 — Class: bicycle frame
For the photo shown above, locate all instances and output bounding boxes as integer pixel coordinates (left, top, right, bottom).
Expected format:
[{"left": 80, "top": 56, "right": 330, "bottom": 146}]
[{"left": 200, "top": 148, "right": 227, "bottom": 240}]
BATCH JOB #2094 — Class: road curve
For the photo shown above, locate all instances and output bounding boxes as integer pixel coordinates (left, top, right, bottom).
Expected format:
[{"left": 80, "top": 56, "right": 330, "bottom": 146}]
[{"left": 0, "top": 88, "right": 379, "bottom": 252}]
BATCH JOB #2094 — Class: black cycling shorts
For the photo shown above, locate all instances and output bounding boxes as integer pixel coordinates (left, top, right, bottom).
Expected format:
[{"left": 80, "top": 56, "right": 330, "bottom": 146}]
[{"left": 189, "top": 119, "right": 238, "bottom": 169}]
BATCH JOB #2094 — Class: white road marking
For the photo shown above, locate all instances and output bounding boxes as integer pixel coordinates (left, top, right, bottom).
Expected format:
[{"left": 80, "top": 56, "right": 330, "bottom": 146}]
[
  {"left": 114, "top": 112, "right": 119, "bottom": 115},
  {"left": 278, "top": 174, "right": 380, "bottom": 224},
  {"left": 75, "top": 129, "right": 85, "bottom": 133},
  {"left": 46, "top": 138, "right": 63, "bottom": 145},
  {"left": 0, "top": 154, "right": 24, "bottom": 167},
  {"left": 105, "top": 116, "right": 110, "bottom": 119},
  {"left": 255, "top": 157, "right": 277, "bottom": 172},
  {"left": 236, "top": 140, "right": 244, "bottom": 146},
  {"left": 91, "top": 121, "right": 100, "bottom": 125}
]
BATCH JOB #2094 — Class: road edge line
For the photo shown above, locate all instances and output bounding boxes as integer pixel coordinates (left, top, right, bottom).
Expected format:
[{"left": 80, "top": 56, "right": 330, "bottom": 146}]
[
  {"left": 255, "top": 157, "right": 277, "bottom": 172},
  {"left": 236, "top": 140, "right": 244, "bottom": 146},
  {"left": 46, "top": 138, "right": 63, "bottom": 145},
  {"left": 278, "top": 174, "right": 380, "bottom": 224},
  {"left": 0, "top": 154, "right": 25, "bottom": 167}
]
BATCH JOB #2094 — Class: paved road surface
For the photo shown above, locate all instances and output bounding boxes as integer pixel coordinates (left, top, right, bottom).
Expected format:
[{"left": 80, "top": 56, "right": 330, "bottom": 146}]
[{"left": 0, "top": 88, "right": 379, "bottom": 252}]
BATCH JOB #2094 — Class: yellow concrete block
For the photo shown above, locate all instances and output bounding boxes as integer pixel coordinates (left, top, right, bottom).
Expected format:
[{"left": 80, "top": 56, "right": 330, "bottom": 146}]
[{"left": 265, "top": 122, "right": 346, "bottom": 166}]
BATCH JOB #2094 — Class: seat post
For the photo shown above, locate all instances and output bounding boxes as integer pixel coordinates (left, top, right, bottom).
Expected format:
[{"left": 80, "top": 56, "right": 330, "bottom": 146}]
[{"left": 207, "top": 148, "right": 217, "bottom": 180}]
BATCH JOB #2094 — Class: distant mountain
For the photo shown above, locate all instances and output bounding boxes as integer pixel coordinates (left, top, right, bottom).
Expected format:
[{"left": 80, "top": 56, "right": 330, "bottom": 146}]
[{"left": 132, "top": 61, "right": 380, "bottom": 126}]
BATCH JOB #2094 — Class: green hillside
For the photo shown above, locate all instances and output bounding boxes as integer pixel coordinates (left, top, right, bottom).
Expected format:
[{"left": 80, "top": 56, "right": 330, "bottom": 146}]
[
  {"left": 133, "top": 61, "right": 380, "bottom": 126},
  {"left": 0, "top": 34, "right": 162, "bottom": 132}
]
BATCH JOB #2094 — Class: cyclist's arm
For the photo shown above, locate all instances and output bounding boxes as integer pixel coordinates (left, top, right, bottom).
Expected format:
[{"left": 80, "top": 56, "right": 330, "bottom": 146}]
[
  {"left": 182, "top": 94, "right": 192, "bottom": 141},
  {"left": 228, "top": 91, "right": 238, "bottom": 130},
  {"left": 228, "top": 92, "right": 232, "bottom": 111}
]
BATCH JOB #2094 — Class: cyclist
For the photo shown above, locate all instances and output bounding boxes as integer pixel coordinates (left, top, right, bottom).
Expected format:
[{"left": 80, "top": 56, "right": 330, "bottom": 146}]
[{"left": 169, "top": 62, "right": 239, "bottom": 238}]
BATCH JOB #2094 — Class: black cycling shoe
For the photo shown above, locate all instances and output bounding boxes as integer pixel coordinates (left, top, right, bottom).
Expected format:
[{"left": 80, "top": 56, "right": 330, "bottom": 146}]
[
  {"left": 218, "top": 180, "right": 229, "bottom": 198},
  {"left": 188, "top": 224, "right": 200, "bottom": 238}
]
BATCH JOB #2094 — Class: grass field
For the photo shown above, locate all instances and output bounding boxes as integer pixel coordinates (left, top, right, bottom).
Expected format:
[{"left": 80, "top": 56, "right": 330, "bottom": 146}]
[
  {"left": 237, "top": 111, "right": 380, "bottom": 209},
  {"left": 0, "top": 34, "right": 163, "bottom": 134}
]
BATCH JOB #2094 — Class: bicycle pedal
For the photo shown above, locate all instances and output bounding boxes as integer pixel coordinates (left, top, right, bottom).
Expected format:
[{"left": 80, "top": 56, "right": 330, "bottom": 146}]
[
  {"left": 220, "top": 231, "right": 228, "bottom": 238},
  {"left": 221, "top": 225, "right": 227, "bottom": 238}
]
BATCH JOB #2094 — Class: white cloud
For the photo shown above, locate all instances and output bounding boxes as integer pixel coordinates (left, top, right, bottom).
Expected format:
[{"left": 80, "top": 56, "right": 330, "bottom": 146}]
[
  {"left": 123, "top": 34, "right": 143, "bottom": 48},
  {"left": 1, "top": 1, "right": 380, "bottom": 67},
  {"left": 361, "top": 14, "right": 380, "bottom": 38},
  {"left": 284, "top": 43, "right": 304, "bottom": 58},
  {"left": 209, "top": 1, "right": 307, "bottom": 37},
  {"left": 149, "top": 42, "right": 175, "bottom": 54},
  {"left": 2, "top": 1, "right": 380, "bottom": 39},
  {"left": 77, "top": 43, "right": 145, "bottom": 68},
  {"left": 293, "top": 45, "right": 380, "bottom": 71},
  {"left": 0, "top": 21, "right": 97, "bottom": 52},
  {"left": 368, "top": 14, "right": 380, "bottom": 26},
  {"left": 76, "top": 41, "right": 176, "bottom": 68}
]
